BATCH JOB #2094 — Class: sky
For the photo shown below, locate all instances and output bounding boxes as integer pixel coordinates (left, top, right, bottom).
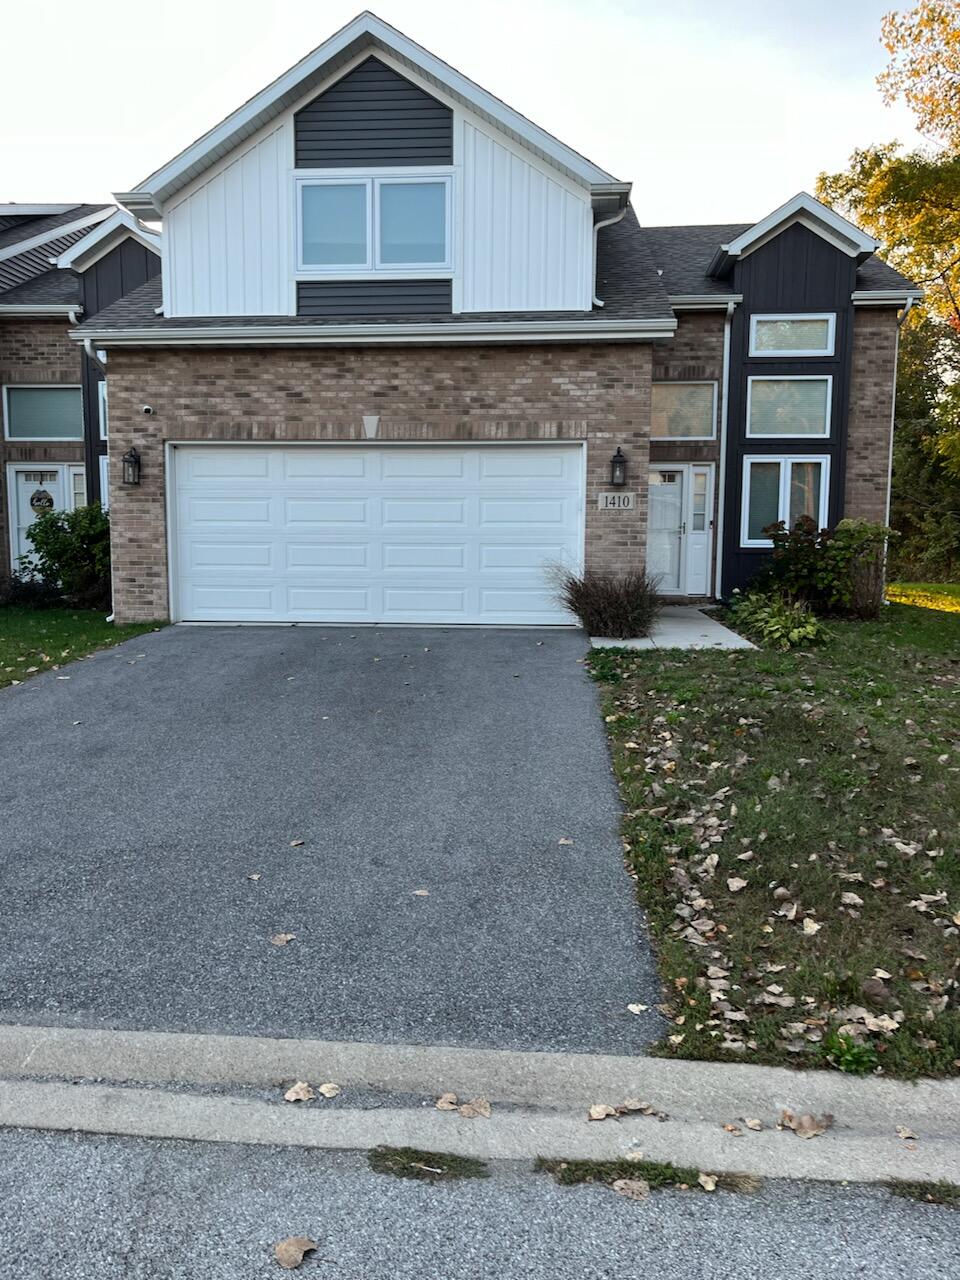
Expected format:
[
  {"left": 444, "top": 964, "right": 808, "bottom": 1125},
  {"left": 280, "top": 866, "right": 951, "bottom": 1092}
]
[{"left": 0, "top": 0, "right": 923, "bottom": 225}]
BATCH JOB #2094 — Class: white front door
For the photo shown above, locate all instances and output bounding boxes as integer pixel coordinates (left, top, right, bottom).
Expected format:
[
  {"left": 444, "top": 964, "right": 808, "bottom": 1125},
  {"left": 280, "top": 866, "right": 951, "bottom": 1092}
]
[
  {"left": 7, "top": 464, "right": 86, "bottom": 572},
  {"left": 171, "top": 444, "right": 585, "bottom": 624},
  {"left": 647, "top": 464, "right": 714, "bottom": 596}
]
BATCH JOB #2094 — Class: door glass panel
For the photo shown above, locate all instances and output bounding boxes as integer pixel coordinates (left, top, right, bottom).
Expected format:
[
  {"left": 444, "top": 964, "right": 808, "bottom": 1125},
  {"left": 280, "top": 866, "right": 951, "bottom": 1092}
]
[
  {"left": 14, "top": 469, "right": 64, "bottom": 569},
  {"left": 71, "top": 470, "right": 87, "bottom": 508},
  {"left": 789, "top": 461, "right": 822, "bottom": 527},
  {"left": 746, "top": 461, "right": 781, "bottom": 540},
  {"left": 301, "top": 183, "right": 368, "bottom": 265},
  {"left": 648, "top": 469, "right": 683, "bottom": 591},
  {"left": 692, "top": 471, "right": 707, "bottom": 531}
]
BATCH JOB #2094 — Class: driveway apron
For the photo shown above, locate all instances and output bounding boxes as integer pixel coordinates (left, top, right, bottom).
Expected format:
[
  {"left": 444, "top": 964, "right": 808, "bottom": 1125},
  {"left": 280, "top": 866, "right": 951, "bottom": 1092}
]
[{"left": 0, "top": 626, "right": 661, "bottom": 1052}]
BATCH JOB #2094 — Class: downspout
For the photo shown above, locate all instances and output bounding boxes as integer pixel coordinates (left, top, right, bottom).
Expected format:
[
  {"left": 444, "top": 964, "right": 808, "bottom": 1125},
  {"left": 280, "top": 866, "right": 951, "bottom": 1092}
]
[
  {"left": 712, "top": 299, "right": 738, "bottom": 599},
  {"left": 592, "top": 205, "right": 628, "bottom": 307}
]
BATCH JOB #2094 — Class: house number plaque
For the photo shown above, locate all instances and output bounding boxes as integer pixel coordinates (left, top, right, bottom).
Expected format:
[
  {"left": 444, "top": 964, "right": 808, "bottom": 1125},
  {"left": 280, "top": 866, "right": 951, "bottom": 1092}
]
[{"left": 597, "top": 492, "right": 636, "bottom": 511}]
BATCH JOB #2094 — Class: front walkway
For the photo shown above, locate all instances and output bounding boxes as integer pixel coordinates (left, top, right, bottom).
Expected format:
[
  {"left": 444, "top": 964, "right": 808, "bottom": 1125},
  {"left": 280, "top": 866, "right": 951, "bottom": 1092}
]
[{"left": 592, "top": 605, "right": 755, "bottom": 651}]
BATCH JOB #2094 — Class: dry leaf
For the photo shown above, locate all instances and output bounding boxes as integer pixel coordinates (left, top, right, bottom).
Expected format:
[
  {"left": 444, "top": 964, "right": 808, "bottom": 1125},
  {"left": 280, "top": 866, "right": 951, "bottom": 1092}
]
[
  {"left": 801, "top": 918, "right": 822, "bottom": 936},
  {"left": 289, "top": 840, "right": 305, "bottom": 848},
  {"left": 698, "top": 1172, "right": 718, "bottom": 1192},
  {"left": 611, "top": 1177, "right": 650, "bottom": 1201},
  {"left": 727, "top": 877, "right": 748, "bottom": 893},
  {"left": 627, "top": 1003, "right": 649, "bottom": 1015},
  {"left": 270, "top": 933, "right": 296, "bottom": 946},
  {"left": 412, "top": 889, "right": 430, "bottom": 897},
  {"left": 435, "top": 1092, "right": 459, "bottom": 1111},
  {"left": 624, "top": 1149, "right": 646, "bottom": 1162},
  {"left": 780, "top": 1109, "right": 832, "bottom": 1139},
  {"left": 283, "top": 1081, "right": 315, "bottom": 1103},
  {"left": 840, "top": 892, "right": 864, "bottom": 907},
  {"left": 743, "top": 1118, "right": 763, "bottom": 1132},
  {"left": 895, "top": 1124, "right": 917, "bottom": 1141},
  {"left": 722, "top": 1123, "right": 744, "bottom": 1137},
  {"left": 588, "top": 1103, "right": 618, "bottom": 1121},
  {"left": 317, "top": 1082, "right": 340, "bottom": 1099},
  {"left": 248, "top": 873, "right": 262, "bottom": 881},
  {"left": 274, "top": 1237, "right": 316, "bottom": 1270},
  {"left": 459, "top": 1096, "right": 491, "bottom": 1119},
  {"left": 558, "top": 837, "right": 574, "bottom": 846}
]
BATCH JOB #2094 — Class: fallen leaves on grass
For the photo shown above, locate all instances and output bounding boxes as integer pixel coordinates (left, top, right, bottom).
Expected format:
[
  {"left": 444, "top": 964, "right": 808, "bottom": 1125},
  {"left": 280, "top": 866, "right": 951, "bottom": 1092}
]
[
  {"left": 283, "top": 1081, "right": 315, "bottom": 1103},
  {"left": 779, "top": 1109, "right": 833, "bottom": 1140},
  {"left": 274, "top": 1237, "right": 316, "bottom": 1270}
]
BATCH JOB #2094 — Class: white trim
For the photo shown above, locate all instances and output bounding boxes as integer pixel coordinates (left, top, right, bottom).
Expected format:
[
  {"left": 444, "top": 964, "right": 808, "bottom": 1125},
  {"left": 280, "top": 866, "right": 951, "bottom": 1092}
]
[
  {"left": 648, "top": 462, "right": 716, "bottom": 596},
  {"left": 0, "top": 304, "right": 80, "bottom": 316},
  {"left": 745, "top": 375, "right": 832, "bottom": 440},
  {"left": 668, "top": 294, "right": 742, "bottom": 310},
  {"left": 650, "top": 380, "right": 718, "bottom": 442},
  {"left": 98, "top": 380, "right": 108, "bottom": 440},
  {"left": 2, "top": 384, "right": 84, "bottom": 442},
  {"left": 122, "top": 12, "right": 617, "bottom": 212},
  {"left": 748, "top": 313, "right": 836, "bottom": 358},
  {"left": 852, "top": 290, "right": 923, "bottom": 307},
  {"left": 712, "top": 300, "right": 736, "bottom": 598},
  {"left": 99, "top": 454, "right": 110, "bottom": 510},
  {"left": 0, "top": 208, "right": 113, "bottom": 264},
  {"left": 72, "top": 317, "right": 678, "bottom": 347},
  {"left": 740, "top": 454, "right": 831, "bottom": 548},
  {"left": 0, "top": 204, "right": 74, "bottom": 217},
  {"left": 55, "top": 209, "right": 161, "bottom": 272},
  {"left": 5, "top": 461, "right": 87, "bottom": 571},
  {"left": 722, "top": 192, "right": 878, "bottom": 261}
]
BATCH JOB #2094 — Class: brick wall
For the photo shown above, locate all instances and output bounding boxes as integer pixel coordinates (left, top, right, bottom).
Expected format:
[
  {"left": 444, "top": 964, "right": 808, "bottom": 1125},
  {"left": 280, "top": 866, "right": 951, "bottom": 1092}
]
[
  {"left": 0, "top": 318, "right": 85, "bottom": 578},
  {"left": 104, "top": 341, "right": 653, "bottom": 622},
  {"left": 844, "top": 308, "right": 899, "bottom": 523},
  {"left": 650, "top": 311, "right": 724, "bottom": 466}
]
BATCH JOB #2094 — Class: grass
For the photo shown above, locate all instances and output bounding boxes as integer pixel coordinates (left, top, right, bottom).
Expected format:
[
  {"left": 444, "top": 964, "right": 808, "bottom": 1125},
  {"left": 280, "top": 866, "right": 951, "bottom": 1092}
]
[
  {"left": 589, "top": 603, "right": 960, "bottom": 1079},
  {"left": 887, "top": 583, "right": 960, "bottom": 614},
  {"left": 368, "top": 1146, "right": 489, "bottom": 1182},
  {"left": 885, "top": 1179, "right": 960, "bottom": 1208},
  {"left": 535, "top": 1157, "right": 761, "bottom": 1194},
  {"left": 0, "top": 607, "right": 160, "bottom": 689}
]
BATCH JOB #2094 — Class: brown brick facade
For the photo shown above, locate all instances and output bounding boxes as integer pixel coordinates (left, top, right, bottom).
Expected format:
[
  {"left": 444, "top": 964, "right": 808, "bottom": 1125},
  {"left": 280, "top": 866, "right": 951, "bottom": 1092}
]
[
  {"left": 843, "top": 307, "right": 899, "bottom": 524},
  {"left": 104, "top": 342, "right": 653, "bottom": 622},
  {"left": 0, "top": 318, "right": 85, "bottom": 579}
]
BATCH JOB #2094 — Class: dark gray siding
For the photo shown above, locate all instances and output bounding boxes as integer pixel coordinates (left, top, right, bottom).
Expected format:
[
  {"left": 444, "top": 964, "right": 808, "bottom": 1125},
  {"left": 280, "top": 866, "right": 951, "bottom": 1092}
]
[
  {"left": 80, "top": 239, "right": 161, "bottom": 502},
  {"left": 721, "top": 223, "right": 857, "bottom": 596},
  {"left": 294, "top": 57, "right": 453, "bottom": 168},
  {"left": 297, "top": 279, "right": 452, "bottom": 317}
]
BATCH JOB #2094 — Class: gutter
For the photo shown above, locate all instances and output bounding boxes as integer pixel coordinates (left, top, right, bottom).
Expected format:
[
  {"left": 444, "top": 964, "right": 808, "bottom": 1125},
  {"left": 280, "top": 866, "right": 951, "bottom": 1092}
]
[
  {"left": 712, "top": 299, "right": 738, "bottom": 600},
  {"left": 851, "top": 289, "right": 924, "bottom": 307},
  {"left": 0, "top": 304, "right": 82, "bottom": 316}
]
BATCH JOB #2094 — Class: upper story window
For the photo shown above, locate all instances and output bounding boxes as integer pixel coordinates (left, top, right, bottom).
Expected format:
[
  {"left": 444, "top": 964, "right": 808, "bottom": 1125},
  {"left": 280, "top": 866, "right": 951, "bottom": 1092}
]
[
  {"left": 296, "top": 174, "right": 453, "bottom": 274},
  {"left": 651, "top": 382, "right": 717, "bottom": 440},
  {"left": 749, "top": 313, "right": 836, "bottom": 358},
  {"left": 746, "top": 375, "right": 832, "bottom": 439},
  {"left": 3, "top": 385, "right": 83, "bottom": 441}
]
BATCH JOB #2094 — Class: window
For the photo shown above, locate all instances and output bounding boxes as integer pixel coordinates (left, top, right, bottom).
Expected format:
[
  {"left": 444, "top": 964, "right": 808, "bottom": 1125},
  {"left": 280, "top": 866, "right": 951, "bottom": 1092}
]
[
  {"left": 746, "top": 376, "right": 831, "bottom": 438},
  {"left": 99, "top": 455, "right": 110, "bottom": 509},
  {"left": 296, "top": 175, "right": 452, "bottom": 273},
  {"left": 98, "top": 381, "right": 108, "bottom": 440},
  {"left": 71, "top": 469, "right": 87, "bottom": 508},
  {"left": 741, "top": 455, "right": 830, "bottom": 547},
  {"left": 749, "top": 313, "right": 835, "bottom": 357},
  {"left": 651, "top": 382, "right": 717, "bottom": 439},
  {"left": 3, "top": 386, "right": 82, "bottom": 440}
]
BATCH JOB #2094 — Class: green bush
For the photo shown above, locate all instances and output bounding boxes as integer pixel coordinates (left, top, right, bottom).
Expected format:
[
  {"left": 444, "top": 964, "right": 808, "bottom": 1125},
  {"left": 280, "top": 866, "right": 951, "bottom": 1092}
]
[
  {"left": 758, "top": 517, "right": 895, "bottom": 619},
  {"left": 727, "top": 590, "right": 826, "bottom": 650},
  {"left": 22, "top": 503, "right": 111, "bottom": 610},
  {"left": 551, "top": 565, "right": 662, "bottom": 639}
]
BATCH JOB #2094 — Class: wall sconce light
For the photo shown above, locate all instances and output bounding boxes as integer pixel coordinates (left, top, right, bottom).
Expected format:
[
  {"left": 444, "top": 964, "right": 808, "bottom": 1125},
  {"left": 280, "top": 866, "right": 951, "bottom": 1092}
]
[
  {"left": 610, "top": 448, "right": 628, "bottom": 487},
  {"left": 121, "top": 447, "right": 141, "bottom": 486}
]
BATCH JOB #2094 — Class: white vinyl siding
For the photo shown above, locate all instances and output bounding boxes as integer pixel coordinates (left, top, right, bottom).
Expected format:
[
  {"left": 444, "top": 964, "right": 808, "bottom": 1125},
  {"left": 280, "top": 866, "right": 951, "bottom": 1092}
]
[
  {"left": 3, "top": 386, "right": 83, "bottom": 440},
  {"left": 746, "top": 376, "right": 832, "bottom": 439},
  {"left": 741, "top": 455, "right": 830, "bottom": 547},
  {"left": 651, "top": 382, "right": 717, "bottom": 439},
  {"left": 749, "top": 313, "right": 835, "bottom": 357}
]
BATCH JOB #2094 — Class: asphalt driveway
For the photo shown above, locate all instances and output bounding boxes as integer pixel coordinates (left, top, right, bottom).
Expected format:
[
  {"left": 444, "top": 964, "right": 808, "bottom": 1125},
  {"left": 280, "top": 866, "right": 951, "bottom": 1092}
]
[{"left": 0, "top": 625, "right": 660, "bottom": 1052}]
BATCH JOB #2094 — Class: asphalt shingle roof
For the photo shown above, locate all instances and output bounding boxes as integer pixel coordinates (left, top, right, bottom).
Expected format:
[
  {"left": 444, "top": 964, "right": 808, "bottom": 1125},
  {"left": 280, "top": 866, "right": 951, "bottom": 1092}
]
[
  {"left": 0, "top": 205, "right": 111, "bottom": 304},
  {"left": 0, "top": 269, "right": 79, "bottom": 305}
]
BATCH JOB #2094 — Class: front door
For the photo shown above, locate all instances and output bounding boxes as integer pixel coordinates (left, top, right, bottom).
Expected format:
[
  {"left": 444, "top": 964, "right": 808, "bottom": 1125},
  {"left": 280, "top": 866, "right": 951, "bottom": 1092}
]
[
  {"left": 8, "top": 465, "right": 86, "bottom": 573},
  {"left": 647, "top": 464, "right": 714, "bottom": 596}
]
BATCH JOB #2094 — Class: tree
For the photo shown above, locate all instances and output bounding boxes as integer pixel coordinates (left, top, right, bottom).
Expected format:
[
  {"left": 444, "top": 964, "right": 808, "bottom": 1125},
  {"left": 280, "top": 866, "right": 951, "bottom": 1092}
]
[{"left": 879, "top": 0, "right": 960, "bottom": 151}]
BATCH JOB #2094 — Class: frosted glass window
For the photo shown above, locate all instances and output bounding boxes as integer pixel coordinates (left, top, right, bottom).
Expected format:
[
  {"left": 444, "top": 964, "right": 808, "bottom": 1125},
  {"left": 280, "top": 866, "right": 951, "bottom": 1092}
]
[
  {"left": 751, "top": 315, "right": 834, "bottom": 356},
  {"left": 4, "top": 386, "right": 82, "bottom": 439},
  {"left": 301, "top": 184, "right": 368, "bottom": 266},
  {"left": 651, "top": 383, "right": 715, "bottom": 438},
  {"left": 747, "top": 378, "right": 830, "bottom": 437},
  {"left": 379, "top": 182, "right": 446, "bottom": 265}
]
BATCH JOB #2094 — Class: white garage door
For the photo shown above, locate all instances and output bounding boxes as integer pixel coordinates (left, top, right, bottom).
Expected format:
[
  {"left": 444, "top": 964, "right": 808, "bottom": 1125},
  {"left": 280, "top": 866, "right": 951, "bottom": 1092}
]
[{"left": 172, "top": 444, "right": 584, "bottom": 624}]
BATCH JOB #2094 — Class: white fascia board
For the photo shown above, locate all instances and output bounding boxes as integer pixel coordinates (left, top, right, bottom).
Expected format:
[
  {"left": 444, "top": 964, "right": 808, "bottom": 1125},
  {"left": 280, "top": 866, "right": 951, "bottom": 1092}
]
[
  {"left": 669, "top": 294, "right": 743, "bottom": 310},
  {"left": 123, "top": 12, "right": 618, "bottom": 212},
  {"left": 71, "top": 317, "right": 677, "bottom": 347},
  {"left": 0, "top": 304, "right": 80, "bottom": 316},
  {"left": 55, "top": 209, "right": 161, "bottom": 270},
  {"left": 851, "top": 289, "right": 923, "bottom": 306},
  {"left": 0, "top": 204, "right": 75, "bottom": 217},
  {"left": 0, "top": 207, "right": 114, "bottom": 264},
  {"left": 722, "top": 192, "right": 879, "bottom": 260}
]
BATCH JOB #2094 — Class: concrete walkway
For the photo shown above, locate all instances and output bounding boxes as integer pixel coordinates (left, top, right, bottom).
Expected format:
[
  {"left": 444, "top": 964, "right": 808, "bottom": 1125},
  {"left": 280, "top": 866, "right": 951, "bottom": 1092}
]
[{"left": 592, "top": 605, "right": 755, "bottom": 651}]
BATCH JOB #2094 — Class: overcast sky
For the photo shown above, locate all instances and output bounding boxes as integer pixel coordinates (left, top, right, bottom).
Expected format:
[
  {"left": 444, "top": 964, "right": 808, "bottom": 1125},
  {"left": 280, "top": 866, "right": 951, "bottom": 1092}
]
[{"left": 1, "top": 0, "right": 922, "bottom": 225}]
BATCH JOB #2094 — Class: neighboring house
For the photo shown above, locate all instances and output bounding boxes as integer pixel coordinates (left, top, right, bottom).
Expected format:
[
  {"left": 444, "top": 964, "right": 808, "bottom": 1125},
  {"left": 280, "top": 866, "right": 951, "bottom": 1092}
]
[{"left": 75, "top": 12, "right": 918, "bottom": 626}]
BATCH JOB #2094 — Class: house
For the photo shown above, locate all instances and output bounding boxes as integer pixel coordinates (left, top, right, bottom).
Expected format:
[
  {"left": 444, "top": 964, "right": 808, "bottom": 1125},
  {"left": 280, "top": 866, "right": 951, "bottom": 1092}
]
[
  {"left": 75, "top": 11, "right": 918, "bottom": 626},
  {"left": 0, "top": 203, "right": 160, "bottom": 581}
]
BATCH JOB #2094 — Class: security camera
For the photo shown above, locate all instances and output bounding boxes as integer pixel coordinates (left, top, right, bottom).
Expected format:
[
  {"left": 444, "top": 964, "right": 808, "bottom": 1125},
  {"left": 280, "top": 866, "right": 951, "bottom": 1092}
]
[{"left": 141, "top": 405, "right": 155, "bottom": 416}]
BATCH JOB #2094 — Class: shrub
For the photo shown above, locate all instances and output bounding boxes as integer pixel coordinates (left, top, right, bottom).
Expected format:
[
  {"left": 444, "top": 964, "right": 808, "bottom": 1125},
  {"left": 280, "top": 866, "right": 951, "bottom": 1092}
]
[
  {"left": 0, "top": 571, "right": 63, "bottom": 609},
  {"left": 21, "top": 503, "right": 111, "bottom": 610},
  {"left": 551, "top": 565, "right": 662, "bottom": 639},
  {"left": 727, "top": 590, "right": 826, "bottom": 650},
  {"left": 759, "top": 517, "right": 896, "bottom": 619}
]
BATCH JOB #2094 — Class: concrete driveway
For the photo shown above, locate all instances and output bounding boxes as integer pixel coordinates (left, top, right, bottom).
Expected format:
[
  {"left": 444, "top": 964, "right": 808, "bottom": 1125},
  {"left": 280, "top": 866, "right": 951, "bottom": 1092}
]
[{"left": 0, "top": 625, "right": 660, "bottom": 1052}]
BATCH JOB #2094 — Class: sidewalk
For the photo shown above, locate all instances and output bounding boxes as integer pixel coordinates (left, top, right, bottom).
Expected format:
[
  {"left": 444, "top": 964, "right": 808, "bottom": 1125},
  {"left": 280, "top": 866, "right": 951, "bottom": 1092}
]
[{"left": 591, "top": 605, "right": 755, "bottom": 651}]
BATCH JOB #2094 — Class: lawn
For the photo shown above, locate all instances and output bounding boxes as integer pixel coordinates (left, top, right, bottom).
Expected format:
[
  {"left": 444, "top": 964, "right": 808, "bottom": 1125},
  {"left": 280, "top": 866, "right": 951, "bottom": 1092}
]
[
  {"left": 888, "top": 583, "right": 960, "bottom": 614},
  {"left": 0, "top": 607, "right": 160, "bottom": 689},
  {"left": 589, "top": 602, "right": 960, "bottom": 1078}
]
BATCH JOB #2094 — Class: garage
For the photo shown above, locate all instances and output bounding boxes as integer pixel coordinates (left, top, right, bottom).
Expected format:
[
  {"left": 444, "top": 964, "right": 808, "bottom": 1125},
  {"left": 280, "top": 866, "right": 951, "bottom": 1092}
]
[{"left": 170, "top": 444, "right": 585, "bottom": 624}]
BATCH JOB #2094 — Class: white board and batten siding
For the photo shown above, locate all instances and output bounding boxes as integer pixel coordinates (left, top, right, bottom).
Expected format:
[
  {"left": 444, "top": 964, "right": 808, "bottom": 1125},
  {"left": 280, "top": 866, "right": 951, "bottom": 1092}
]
[{"left": 171, "top": 444, "right": 584, "bottom": 624}]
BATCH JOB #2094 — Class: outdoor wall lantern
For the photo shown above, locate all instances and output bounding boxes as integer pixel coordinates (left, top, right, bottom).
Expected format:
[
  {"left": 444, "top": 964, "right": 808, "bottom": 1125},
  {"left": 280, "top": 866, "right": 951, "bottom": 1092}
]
[
  {"left": 610, "top": 448, "right": 628, "bottom": 487},
  {"left": 121, "top": 447, "right": 142, "bottom": 486}
]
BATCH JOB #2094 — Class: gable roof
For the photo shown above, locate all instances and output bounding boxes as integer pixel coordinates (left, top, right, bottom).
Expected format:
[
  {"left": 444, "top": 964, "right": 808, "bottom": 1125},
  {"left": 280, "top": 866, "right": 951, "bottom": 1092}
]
[
  {"left": 55, "top": 208, "right": 161, "bottom": 272},
  {"left": 0, "top": 204, "right": 113, "bottom": 309},
  {"left": 117, "top": 11, "right": 623, "bottom": 216},
  {"left": 0, "top": 204, "right": 112, "bottom": 259},
  {"left": 707, "top": 192, "right": 879, "bottom": 278}
]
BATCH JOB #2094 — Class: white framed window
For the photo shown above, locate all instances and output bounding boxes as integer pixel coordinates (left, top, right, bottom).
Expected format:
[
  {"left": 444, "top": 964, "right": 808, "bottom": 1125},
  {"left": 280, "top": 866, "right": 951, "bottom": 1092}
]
[
  {"left": 651, "top": 381, "right": 717, "bottom": 440},
  {"left": 99, "top": 454, "right": 109, "bottom": 509},
  {"left": 740, "top": 455, "right": 830, "bottom": 547},
  {"left": 746, "top": 375, "right": 831, "bottom": 439},
  {"left": 295, "top": 173, "right": 453, "bottom": 275},
  {"left": 98, "top": 380, "right": 108, "bottom": 440},
  {"left": 749, "top": 313, "right": 835, "bottom": 357},
  {"left": 3, "top": 385, "right": 83, "bottom": 441}
]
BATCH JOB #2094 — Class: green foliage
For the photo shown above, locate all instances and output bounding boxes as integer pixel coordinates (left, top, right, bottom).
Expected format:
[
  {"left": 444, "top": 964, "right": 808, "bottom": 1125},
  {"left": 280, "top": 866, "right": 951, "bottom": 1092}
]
[
  {"left": 22, "top": 503, "right": 111, "bottom": 610},
  {"left": 821, "top": 1030, "right": 880, "bottom": 1075},
  {"left": 726, "top": 591, "right": 826, "bottom": 651},
  {"left": 551, "top": 565, "right": 662, "bottom": 639},
  {"left": 535, "top": 1156, "right": 701, "bottom": 1190},
  {"left": 368, "top": 1147, "right": 489, "bottom": 1182},
  {"left": 757, "top": 517, "right": 894, "bottom": 619}
]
